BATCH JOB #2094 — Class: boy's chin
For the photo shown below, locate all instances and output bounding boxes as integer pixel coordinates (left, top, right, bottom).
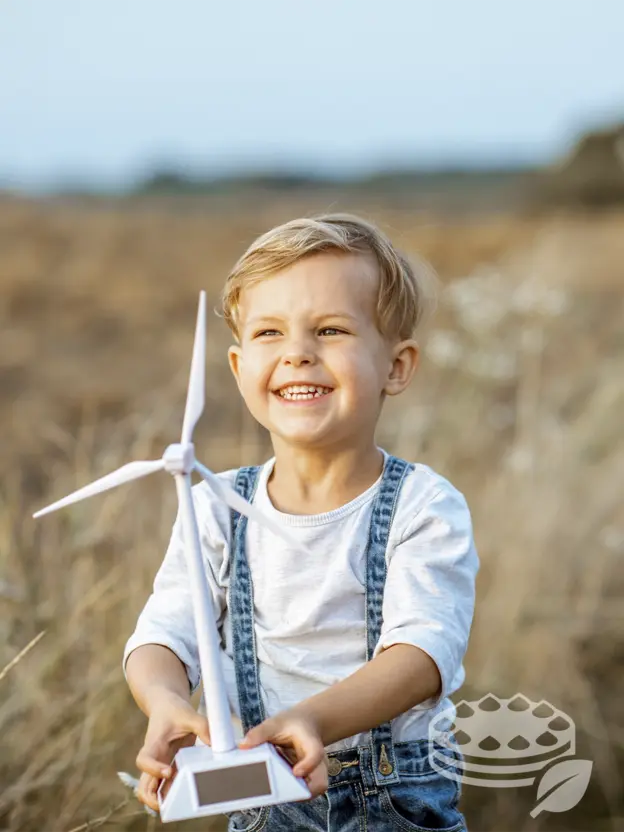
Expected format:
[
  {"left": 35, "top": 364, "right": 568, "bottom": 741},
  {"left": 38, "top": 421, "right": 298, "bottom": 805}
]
[
  {"left": 269, "top": 423, "right": 349, "bottom": 450},
  {"left": 271, "top": 431, "right": 326, "bottom": 447}
]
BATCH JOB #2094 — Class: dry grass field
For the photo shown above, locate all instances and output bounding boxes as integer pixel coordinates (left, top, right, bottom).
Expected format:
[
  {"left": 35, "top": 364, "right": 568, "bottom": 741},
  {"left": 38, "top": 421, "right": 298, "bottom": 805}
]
[{"left": 0, "top": 192, "right": 623, "bottom": 832}]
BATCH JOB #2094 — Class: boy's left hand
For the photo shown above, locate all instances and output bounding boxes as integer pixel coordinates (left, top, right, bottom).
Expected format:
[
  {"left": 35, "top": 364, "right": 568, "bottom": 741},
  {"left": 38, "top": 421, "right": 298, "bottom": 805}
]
[{"left": 239, "top": 711, "right": 328, "bottom": 798}]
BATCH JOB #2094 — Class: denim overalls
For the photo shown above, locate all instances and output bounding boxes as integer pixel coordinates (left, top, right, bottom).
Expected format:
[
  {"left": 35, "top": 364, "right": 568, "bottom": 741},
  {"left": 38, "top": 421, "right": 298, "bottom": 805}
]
[{"left": 226, "top": 454, "right": 467, "bottom": 832}]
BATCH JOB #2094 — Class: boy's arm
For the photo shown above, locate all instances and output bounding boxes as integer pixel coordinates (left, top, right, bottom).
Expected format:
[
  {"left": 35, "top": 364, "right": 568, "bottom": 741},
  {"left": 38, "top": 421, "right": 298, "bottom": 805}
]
[
  {"left": 240, "top": 644, "right": 439, "bottom": 759},
  {"left": 240, "top": 644, "right": 439, "bottom": 797},
  {"left": 125, "top": 644, "right": 192, "bottom": 717},
  {"left": 127, "top": 643, "right": 212, "bottom": 811},
  {"left": 123, "top": 491, "right": 229, "bottom": 809},
  {"left": 291, "top": 642, "right": 440, "bottom": 747},
  {"left": 123, "top": 500, "right": 227, "bottom": 698}
]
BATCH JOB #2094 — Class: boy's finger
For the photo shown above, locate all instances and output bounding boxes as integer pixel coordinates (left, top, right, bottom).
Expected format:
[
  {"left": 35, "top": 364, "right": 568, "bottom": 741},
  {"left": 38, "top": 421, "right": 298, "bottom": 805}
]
[
  {"left": 136, "top": 746, "right": 173, "bottom": 779},
  {"left": 185, "top": 713, "right": 211, "bottom": 747},
  {"left": 239, "top": 720, "right": 272, "bottom": 749},
  {"left": 136, "top": 772, "right": 154, "bottom": 800},
  {"left": 303, "top": 761, "right": 329, "bottom": 798},
  {"left": 163, "top": 706, "right": 212, "bottom": 747},
  {"left": 137, "top": 774, "right": 161, "bottom": 812},
  {"left": 291, "top": 739, "right": 325, "bottom": 778}
]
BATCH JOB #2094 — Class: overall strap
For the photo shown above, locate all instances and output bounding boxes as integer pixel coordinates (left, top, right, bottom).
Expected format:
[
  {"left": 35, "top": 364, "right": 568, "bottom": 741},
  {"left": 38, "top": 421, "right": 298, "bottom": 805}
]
[
  {"left": 366, "top": 454, "right": 413, "bottom": 787},
  {"left": 229, "top": 465, "right": 264, "bottom": 734}
]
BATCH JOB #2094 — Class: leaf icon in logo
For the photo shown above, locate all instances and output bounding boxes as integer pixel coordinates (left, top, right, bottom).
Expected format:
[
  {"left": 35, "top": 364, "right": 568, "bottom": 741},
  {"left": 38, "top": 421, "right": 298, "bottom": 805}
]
[{"left": 530, "top": 759, "right": 593, "bottom": 817}]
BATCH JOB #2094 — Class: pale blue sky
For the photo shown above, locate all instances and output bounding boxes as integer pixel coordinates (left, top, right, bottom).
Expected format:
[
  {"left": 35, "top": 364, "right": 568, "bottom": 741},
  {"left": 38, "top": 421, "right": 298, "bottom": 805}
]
[{"left": 1, "top": 0, "right": 623, "bottom": 191}]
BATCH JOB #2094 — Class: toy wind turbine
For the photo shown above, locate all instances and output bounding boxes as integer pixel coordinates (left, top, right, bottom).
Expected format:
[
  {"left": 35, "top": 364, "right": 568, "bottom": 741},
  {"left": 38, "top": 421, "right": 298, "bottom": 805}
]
[{"left": 33, "top": 292, "right": 310, "bottom": 822}]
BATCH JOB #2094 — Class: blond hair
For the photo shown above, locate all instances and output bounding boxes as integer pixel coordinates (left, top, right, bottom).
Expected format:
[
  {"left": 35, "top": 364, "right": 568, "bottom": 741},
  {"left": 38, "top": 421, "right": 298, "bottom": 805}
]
[{"left": 219, "top": 213, "right": 435, "bottom": 341}]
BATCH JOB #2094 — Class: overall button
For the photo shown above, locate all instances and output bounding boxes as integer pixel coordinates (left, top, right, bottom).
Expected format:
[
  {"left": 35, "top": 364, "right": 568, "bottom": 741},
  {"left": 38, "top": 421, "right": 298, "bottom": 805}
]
[
  {"left": 378, "top": 743, "right": 394, "bottom": 775},
  {"left": 327, "top": 758, "right": 343, "bottom": 777}
]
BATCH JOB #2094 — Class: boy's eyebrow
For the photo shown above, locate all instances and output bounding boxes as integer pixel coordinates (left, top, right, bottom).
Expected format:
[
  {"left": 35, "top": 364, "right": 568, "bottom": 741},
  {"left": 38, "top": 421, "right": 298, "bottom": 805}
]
[
  {"left": 245, "top": 315, "right": 282, "bottom": 327},
  {"left": 245, "top": 312, "right": 359, "bottom": 327}
]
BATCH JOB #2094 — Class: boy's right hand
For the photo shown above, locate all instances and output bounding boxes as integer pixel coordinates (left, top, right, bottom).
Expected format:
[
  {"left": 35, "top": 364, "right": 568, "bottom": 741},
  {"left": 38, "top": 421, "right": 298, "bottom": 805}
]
[{"left": 135, "top": 689, "right": 211, "bottom": 813}]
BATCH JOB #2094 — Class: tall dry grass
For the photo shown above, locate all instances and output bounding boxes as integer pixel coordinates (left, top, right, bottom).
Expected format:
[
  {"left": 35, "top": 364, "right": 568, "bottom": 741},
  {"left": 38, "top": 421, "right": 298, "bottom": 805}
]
[{"left": 0, "top": 194, "right": 622, "bottom": 831}]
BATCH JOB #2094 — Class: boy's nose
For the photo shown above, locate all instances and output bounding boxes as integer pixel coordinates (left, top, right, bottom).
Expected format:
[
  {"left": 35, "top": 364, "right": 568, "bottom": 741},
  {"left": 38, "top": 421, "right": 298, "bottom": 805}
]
[
  {"left": 281, "top": 340, "right": 317, "bottom": 366},
  {"left": 280, "top": 332, "right": 318, "bottom": 366},
  {"left": 282, "top": 350, "right": 315, "bottom": 367}
]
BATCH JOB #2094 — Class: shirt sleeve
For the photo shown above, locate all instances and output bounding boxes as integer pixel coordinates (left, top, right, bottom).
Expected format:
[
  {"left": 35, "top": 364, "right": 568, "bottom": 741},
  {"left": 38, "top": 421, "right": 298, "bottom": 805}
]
[
  {"left": 122, "top": 501, "right": 227, "bottom": 694},
  {"left": 374, "top": 483, "right": 479, "bottom": 708}
]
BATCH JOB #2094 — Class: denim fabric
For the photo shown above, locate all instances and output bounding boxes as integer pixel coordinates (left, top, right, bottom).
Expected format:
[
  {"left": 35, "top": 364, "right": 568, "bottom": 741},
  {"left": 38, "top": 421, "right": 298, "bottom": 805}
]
[
  {"left": 228, "top": 455, "right": 467, "bottom": 832},
  {"left": 230, "top": 463, "right": 268, "bottom": 734}
]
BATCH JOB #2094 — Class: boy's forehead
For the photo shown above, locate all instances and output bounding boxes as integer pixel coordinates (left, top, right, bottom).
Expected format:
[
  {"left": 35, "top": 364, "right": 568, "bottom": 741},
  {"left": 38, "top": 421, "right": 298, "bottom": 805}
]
[{"left": 238, "top": 252, "right": 379, "bottom": 323}]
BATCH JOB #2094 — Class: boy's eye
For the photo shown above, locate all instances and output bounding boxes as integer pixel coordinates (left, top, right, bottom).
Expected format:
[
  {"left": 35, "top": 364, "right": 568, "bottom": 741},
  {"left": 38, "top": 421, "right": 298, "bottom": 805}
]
[
  {"left": 254, "top": 329, "right": 281, "bottom": 337},
  {"left": 254, "top": 327, "right": 346, "bottom": 338}
]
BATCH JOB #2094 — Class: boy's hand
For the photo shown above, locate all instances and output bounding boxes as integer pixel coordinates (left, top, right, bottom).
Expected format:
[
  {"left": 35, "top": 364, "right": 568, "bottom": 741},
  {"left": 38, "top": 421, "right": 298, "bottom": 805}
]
[
  {"left": 135, "top": 689, "right": 211, "bottom": 812},
  {"left": 239, "top": 711, "right": 328, "bottom": 798}
]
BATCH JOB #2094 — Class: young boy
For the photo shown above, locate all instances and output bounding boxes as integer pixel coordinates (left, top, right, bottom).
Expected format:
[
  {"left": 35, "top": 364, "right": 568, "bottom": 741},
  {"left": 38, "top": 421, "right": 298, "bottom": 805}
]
[{"left": 124, "top": 213, "right": 479, "bottom": 831}]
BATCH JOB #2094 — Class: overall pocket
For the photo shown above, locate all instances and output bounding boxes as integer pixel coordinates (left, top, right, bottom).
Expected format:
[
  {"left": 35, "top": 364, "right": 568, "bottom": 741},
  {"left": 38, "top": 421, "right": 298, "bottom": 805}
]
[
  {"left": 380, "top": 769, "right": 464, "bottom": 832},
  {"left": 227, "top": 805, "right": 269, "bottom": 832}
]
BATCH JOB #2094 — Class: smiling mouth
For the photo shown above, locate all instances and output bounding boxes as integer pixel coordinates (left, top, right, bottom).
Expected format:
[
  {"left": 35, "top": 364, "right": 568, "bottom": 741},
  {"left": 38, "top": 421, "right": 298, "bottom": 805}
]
[{"left": 273, "top": 385, "right": 334, "bottom": 401}]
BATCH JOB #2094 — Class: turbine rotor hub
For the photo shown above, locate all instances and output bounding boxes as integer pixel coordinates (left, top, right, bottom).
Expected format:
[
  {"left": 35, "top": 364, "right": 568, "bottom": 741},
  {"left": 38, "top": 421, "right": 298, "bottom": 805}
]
[{"left": 163, "top": 443, "right": 195, "bottom": 475}]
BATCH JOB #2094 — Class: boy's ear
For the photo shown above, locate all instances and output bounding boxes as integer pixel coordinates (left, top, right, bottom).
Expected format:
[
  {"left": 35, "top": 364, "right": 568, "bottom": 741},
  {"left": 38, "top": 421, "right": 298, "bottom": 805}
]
[
  {"left": 228, "top": 345, "right": 243, "bottom": 391},
  {"left": 384, "top": 339, "right": 419, "bottom": 396}
]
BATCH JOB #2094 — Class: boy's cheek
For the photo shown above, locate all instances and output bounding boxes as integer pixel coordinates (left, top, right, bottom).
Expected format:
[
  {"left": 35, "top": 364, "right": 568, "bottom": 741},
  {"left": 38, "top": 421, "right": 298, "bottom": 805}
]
[
  {"left": 234, "top": 361, "right": 265, "bottom": 399},
  {"left": 238, "top": 384, "right": 274, "bottom": 429}
]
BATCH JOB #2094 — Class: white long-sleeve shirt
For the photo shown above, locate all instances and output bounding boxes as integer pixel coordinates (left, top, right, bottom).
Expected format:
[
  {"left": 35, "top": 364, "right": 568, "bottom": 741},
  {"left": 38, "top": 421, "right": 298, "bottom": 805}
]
[{"left": 123, "top": 450, "right": 479, "bottom": 751}]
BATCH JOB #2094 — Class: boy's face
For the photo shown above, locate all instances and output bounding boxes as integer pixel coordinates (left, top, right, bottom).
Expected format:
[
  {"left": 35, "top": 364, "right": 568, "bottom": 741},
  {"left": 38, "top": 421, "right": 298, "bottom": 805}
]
[{"left": 228, "top": 251, "right": 418, "bottom": 451}]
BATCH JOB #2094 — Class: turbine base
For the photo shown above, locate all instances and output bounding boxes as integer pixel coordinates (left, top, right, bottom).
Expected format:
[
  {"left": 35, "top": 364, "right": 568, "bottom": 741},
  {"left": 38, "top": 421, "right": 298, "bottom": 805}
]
[{"left": 158, "top": 743, "right": 310, "bottom": 823}]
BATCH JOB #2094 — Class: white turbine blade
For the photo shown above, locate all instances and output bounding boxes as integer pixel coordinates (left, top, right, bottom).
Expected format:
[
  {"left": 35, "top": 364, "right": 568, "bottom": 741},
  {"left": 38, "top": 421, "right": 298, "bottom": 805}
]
[
  {"left": 33, "top": 460, "right": 165, "bottom": 519},
  {"left": 194, "top": 461, "right": 303, "bottom": 550},
  {"left": 181, "top": 291, "right": 206, "bottom": 445}
]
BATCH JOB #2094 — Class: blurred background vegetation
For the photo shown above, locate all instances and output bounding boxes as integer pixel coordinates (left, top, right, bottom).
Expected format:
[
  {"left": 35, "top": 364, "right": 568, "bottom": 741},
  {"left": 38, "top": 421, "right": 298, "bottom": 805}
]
[{"left": 1, "top": 2, "right": 623, "bottom": 830}]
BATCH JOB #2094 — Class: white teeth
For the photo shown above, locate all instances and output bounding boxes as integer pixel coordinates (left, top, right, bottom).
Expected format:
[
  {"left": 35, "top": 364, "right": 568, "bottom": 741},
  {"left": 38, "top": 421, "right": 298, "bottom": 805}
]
[{"left": 277, "top": 384, "right": 332, "bottom": 400}]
